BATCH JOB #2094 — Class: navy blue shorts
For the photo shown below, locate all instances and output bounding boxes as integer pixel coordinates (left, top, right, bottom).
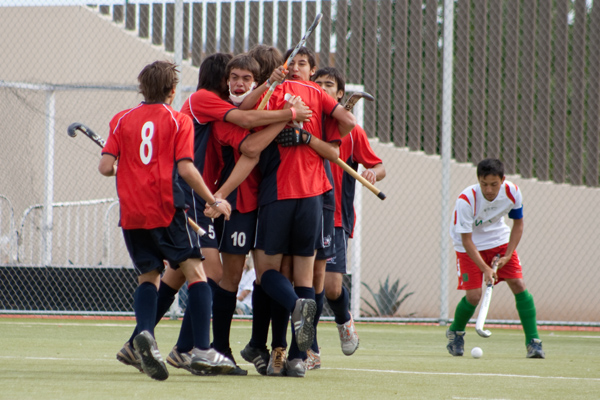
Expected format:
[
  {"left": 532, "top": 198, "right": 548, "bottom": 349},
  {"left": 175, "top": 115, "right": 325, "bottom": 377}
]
[
  {"left": 255, "top": 196, "right": 323, "bottom": 257},
  {"left": 215, "top": 209, "right": 257, "bottom": 255},
  {"left": 326, "top": 227, "right": 349, "bottom": 273},
  {"left": 122, "top": 209, "right": 204, "bottom": 276},
  {"left": 185, "top": 189, "right": 219, "bottom": 249},
  {"left": 316, "top": 208, "right": 335, "bottom": 261}
]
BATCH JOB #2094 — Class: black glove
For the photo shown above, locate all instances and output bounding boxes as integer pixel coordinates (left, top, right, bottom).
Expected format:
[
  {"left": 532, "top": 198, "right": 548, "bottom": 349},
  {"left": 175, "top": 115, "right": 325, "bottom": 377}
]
[{"left": 275, "top": 127, "right": 312, "bottom": 147}]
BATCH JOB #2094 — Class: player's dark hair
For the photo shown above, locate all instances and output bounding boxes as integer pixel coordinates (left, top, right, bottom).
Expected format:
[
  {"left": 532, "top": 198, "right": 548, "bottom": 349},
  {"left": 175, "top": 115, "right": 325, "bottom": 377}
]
[
  {"left": 226, "top": 54, "right": 261, "bottom": 83},
  {"left": 197, "top": 53, "right": 233, "bottom": 99},
  {"left": 312, "top": 67, "right": 346, "bottom": 100},
  {"left": 477, "top": 158, "right": 505, "bottom": 179},
  {"left": 138, "top": 61, "right": 179, "bottom": 103},
  {"left": 284, "top": 46, "right": 316, "bottom": 69},
  {"left": 248, "top": 44, "right": 283, "bottom": 85}
]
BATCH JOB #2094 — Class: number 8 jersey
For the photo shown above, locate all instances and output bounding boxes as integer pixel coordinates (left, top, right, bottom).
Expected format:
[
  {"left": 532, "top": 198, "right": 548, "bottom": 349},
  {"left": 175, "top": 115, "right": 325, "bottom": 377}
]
[{"left": 103, "top": 102, "right": 195, "bottom": 230}]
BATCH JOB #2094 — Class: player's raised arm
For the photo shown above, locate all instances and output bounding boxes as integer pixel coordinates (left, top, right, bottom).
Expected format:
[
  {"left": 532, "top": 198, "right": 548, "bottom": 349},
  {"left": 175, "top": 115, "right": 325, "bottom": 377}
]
[{"left": 331, "top": 104, "right": 357, "bottom": 136}]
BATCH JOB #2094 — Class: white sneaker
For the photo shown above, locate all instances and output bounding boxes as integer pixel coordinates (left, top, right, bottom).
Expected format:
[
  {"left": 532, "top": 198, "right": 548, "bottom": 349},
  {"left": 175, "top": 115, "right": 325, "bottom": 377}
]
[
  {"left": 190, "top": 348, "right": 235, "bottom": 375},
  {"left": 337, "top": 314, "right": 359, "bottom": 355},
  {"left": 305, "top": 348, "right": 321, "bottom": 370}
]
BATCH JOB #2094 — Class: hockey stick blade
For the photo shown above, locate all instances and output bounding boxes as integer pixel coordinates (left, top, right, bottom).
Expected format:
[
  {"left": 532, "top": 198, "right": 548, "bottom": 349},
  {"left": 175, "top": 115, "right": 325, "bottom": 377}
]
[
  {"left": 475, "top": 254, "right": 501, "bottom": 338},
  {"left": 67, "top": 122, "right": 106, "bottom": 148},
  {"left": 344, "top": 91, "right": 375, "bottom": 112}
]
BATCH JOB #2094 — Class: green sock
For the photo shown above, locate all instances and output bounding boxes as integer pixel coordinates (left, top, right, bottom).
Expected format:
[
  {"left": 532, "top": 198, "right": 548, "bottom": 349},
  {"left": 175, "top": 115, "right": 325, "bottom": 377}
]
[
  {"left": 515, "top": 290, "right": 540, "bottom": 344},
  {"left": 449, "top": 296, "right": 477, "bottom": 332}
]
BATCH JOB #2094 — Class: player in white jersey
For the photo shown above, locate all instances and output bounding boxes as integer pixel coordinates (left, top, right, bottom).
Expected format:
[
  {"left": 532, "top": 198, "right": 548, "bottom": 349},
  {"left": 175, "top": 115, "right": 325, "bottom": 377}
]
[{"left": 446, "top": 158, "right": 545, "bottom": 359}]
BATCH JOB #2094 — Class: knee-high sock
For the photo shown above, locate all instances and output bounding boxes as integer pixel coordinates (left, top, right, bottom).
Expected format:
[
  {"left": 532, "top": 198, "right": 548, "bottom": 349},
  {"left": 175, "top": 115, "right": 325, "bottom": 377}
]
[
  {"left": 327, "top": 286, "right": 351, "bottom": 325},
  {"left": 270, "top": 300, "right": 290, "bottom": 349},
  {"left": 449, "top": 296, "right": 477, "bottom": 332},
  {"left": 129, "top": 281, "right": 178, "bottom": 345},
  {"left": 515, "top": 290, "right": 540, "bottom": 344},
  {"left": 207, "top": 278, "right": 220, "bottom": 299},
  {"left": 260, "top": 269, "right": 298, "bottom": 312},
  {"left": 310, "top": 290, "right": 325, "bottom": 353},
  {"left": 186, "top": 281, "right": 212, "bottom": 350},
  {"left": 211, "top": 285, "right": 237, "bottom": 355},
  {"left": 175, "top": 307, "right": 194, "bottom": 353},
  {"left": 134, "top": 282, "right": 158, "bottom": 336},
  {"left": 249, "top": 282, "right": 271, "bottom": 351},
  {"left": 288, "top": 286, "right": 315, "bottom": 360}
]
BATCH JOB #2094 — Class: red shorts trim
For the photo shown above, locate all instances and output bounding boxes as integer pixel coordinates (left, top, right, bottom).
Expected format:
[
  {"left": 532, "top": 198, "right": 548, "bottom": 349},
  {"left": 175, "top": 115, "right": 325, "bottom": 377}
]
[{"left": 455, "top": 244, "right": 523, "bottom": 290}]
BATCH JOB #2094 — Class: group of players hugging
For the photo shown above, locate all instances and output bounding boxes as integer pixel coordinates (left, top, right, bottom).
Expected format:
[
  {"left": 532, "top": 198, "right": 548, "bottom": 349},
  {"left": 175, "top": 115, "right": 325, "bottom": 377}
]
[{"left": 99, "top": 44, "right": 386, "bottom": 381}]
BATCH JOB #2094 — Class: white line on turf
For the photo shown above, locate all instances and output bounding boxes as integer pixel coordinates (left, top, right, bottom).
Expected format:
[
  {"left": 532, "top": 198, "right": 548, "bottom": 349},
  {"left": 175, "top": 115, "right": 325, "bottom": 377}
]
[{"left": 2, "top": 354, "right": 599, "bottom": 383}]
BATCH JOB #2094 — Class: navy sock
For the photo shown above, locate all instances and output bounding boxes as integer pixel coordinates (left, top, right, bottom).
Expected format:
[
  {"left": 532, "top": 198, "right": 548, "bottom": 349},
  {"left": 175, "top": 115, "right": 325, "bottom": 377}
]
[
  {"left": 270, "top": 300, "right": 290, "bottom": 349},
  {"left": 211, "top": 285, "right": 237, "bottom": 354},
  {"left": 311, "top": 290, "right": 325, "bottom": 353},
  {"left": 187, "top": 281, "right": 212, "bottom": 350},
  {"left": 327, "top": 285, "right": 351, "bottom": 325},
  {"left": 288, "top": 286, "right": 315, "bottom": 360},
  {"left": 134, "top": 282, "right": 158, "bottom": 336},
  {"left": 249, "top": 282, "right": 271, "bottom": 351},
  {"left": 129, "top": 281, "right": 178, "bottom": 345},
  {"left": 175, "top": 307, "right": 194, "bottom": 352},
  {"left": 207, "top": 278, "right": 220, "bottom": 300},
  {"left": 260, "top": 269, "right": 297, "bottom": 312}
]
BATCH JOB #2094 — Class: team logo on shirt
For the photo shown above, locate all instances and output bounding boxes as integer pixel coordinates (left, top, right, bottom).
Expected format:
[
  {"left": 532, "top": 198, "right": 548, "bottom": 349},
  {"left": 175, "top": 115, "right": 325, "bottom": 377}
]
[{"left": 323, "top": 235, "right": 332, "bottom": 248}]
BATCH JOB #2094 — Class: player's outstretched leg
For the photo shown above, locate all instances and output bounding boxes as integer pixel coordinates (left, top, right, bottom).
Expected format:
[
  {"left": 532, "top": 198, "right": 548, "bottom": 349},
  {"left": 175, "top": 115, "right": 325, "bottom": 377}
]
[
  {"left": 446, "top": 329, "right": 465, "bottom": 356},
  {"left": 133, "top": 330, "right": 169, "bottom": 381}
]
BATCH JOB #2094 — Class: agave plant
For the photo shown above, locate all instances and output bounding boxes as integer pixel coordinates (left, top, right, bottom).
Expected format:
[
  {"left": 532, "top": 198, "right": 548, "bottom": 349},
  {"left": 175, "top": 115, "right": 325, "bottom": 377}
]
[{"left": 361, "top": 276, "right": 415, "bottom": 317}]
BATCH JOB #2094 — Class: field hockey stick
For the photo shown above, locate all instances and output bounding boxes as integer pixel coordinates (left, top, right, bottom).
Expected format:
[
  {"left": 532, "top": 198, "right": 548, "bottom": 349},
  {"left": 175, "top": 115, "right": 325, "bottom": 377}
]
[
  {"left": 67, "top": 122, "right": 207, "bottom": 236},
  {"left": 475, "top": 254, "right": 501, "bottom": 338},
  {"left": 334, "top": 91, "right": 385, "bottom": 200},
  {"left": 257, "top": 13, "right": 323, "bottom": 110}
]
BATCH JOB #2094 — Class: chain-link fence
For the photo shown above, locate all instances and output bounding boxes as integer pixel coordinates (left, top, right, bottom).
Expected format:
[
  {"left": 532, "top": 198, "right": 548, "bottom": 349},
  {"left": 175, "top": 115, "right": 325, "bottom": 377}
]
[{"left": 1, "top": 1, "right": 599, "bottom": 325}]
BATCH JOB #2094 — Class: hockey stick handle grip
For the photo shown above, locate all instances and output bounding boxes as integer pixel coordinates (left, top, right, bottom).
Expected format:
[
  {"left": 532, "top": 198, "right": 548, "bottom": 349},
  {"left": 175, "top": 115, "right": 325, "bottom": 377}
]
[
  {"left": 333, "top": 158, "right": 386, "bottom": 200},
  {"left": 187, "top": 217, "right": 207, "bottom": 237}
]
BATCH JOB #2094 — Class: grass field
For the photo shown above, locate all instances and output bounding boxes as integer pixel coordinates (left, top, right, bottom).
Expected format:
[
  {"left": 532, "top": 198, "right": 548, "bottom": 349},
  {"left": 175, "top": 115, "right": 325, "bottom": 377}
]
[{"left": 1, "top": 318, "right": 598, "bottom": 399}]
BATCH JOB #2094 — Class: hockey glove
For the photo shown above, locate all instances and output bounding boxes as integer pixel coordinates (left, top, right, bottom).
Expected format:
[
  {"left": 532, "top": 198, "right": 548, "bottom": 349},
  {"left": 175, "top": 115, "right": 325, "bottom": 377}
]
[{"left": 275, "top": 127, "right": 312, "bottom": 147}]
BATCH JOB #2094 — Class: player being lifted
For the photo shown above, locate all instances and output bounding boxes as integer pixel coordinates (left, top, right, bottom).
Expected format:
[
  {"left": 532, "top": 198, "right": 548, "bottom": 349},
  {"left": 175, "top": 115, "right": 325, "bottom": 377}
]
[
  {"left": 98, "top": 61, "right": 235, "bottom": 380},
  {"left": 306, "top": 66, "right": 386, "bottom": 369},
  {"left": 447, "top": 158, "right": 545, "bottom": 359}
]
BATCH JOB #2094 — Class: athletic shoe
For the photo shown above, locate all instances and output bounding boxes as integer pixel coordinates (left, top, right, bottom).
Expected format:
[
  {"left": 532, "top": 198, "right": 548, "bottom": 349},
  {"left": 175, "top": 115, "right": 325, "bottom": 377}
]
[
  {"left": 337, "top": 314, "right": 360, "bottom": 356},
  {"left": 116, "top": 341, "right": 143, "bottom": 373},
  {"left": 167, "top": 346, "right": 204, "bottom": 375},
  {"left": 446, "top": 329, "right": 465, "bottom": 356},
  {"left": 240, "top": 343, "right": 270, "bottom": 376},
  {"left": 526, "top": 338, "right": 546, "bottom": 359},
  {"left": 266, "top": 347, "right": 287, "bottom": 377},
  {"left": 291, "top": 298, "right": 317, "bottom": 352},
  {"left": 285, "top": 358, "right": 306, "bottom": 378},
  {"left": 305, "top": 348, "right": 321, "bottom": 370},
  {"left": 133, "top": 330, "right": 169, "bottom": 381},
  {"left": 190, "top": 348, "right": 235, "bottom": 375},
  {"left": 208, "top": 351, "right": 248, "bottom": 376}
]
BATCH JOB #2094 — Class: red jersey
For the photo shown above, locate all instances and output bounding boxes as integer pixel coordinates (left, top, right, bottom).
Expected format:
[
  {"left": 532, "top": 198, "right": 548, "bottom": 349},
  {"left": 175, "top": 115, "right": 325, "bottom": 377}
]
[
  {"left": 103, "top": 103, "right": 194, "bottom": 230},
  {"left": 257, "top": 80, "right": 341, "bottom": 205},
  {"left": 331, "top": 123, "right": 382, "bottom": 236},
  {"left": 212, "top": 120, "right": 260, "bottom": 213}
]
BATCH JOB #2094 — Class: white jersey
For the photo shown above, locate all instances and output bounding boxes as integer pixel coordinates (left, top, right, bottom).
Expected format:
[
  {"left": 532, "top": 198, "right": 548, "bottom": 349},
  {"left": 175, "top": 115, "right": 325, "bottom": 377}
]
[{"left": 450, "top": 180, "right": 523, "bottom": 252}]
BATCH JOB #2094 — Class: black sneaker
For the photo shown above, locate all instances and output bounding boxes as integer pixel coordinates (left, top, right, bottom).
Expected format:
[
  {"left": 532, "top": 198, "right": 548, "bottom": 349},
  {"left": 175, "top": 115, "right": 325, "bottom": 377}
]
[
  {"left": 240, "top": 343, "right": 270, "bottom": 376},
  {"left": 291, "top": 298, "right": 317, "bottom": 352},
  {"left": 446, "top": 329, "right": 465, "bottom": 356},
  {"left": 526, "top": 338, "right": 546, "bottom": 359},
  {"left": 133, "top": 331, "right": 169, "bottom": 381}
]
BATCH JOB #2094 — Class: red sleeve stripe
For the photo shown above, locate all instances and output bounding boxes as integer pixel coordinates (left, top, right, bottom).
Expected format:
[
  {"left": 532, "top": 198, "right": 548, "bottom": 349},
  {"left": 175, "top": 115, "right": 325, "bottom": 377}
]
[
  {"left": 505, "top": 184, "right": 516, "bottom": 204},
  {"left": 459, "top": 194, "right": 470, "bottom": 205},
  {"left": 471, "top": 188, "right": 477, "bottom": 214}
]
